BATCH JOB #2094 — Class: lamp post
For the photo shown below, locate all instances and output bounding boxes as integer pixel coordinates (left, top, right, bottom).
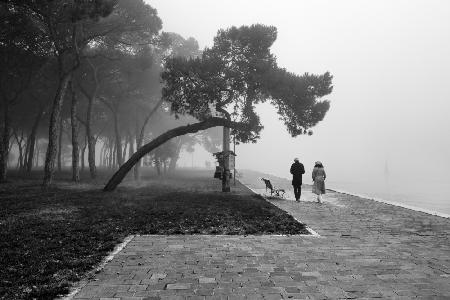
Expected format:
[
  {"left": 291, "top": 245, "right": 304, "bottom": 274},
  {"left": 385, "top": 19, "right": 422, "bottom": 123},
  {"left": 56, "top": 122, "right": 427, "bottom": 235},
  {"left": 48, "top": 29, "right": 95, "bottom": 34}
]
[
  {"left": 233, "top": 134, "right": 236, "bottom": 186},
  {"left": 222, "top": 126, "right": 230, "bottom": 192}
]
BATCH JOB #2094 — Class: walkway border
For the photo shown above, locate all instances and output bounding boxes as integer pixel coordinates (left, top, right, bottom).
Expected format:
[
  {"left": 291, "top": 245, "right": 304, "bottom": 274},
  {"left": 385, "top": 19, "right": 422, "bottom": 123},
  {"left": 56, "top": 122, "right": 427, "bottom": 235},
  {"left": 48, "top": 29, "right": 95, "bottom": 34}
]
[
  {"left": 61, "top": 235, "right": 135, "bottom": 300},
  {"left": 241, "top": 181, "right": 321, "bottom": 237}
]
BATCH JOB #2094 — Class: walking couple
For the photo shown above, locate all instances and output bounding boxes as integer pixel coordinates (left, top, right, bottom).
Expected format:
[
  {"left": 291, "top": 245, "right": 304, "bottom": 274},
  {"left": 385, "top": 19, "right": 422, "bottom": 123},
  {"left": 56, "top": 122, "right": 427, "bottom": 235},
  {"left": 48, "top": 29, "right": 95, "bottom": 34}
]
[{"left": 290, "top": 158, "right": 326, "bottom": 203}]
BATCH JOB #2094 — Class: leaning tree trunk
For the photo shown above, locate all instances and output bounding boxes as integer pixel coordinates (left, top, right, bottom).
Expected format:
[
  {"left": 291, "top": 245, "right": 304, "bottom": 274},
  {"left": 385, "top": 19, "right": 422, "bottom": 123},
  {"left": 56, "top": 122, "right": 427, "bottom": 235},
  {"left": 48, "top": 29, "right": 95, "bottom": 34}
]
[
  {"left": 26, "top": 107, "right": 44, "bottom": 173},
  {"left": 70, "top": 83, "right": 80, "bottom": 182},
  {"left": 104, "top": 117, "right": 239, "bottom": 191},
  {"left": 43, "top": 73, "right": 71, "bottom": 186}
]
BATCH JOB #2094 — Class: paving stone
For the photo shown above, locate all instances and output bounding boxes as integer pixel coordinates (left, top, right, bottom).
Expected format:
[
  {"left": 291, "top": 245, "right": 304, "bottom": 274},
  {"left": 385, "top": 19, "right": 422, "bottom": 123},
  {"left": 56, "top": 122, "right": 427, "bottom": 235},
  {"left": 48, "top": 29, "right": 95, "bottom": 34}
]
[
  {"left": 69, "top": 187, "right": 450, "bottom": 299},
  {"left": 284, "top": 287, "right": 300, "bottom": 293},
  {"left": 165, "top": 283, "right": 192, "bottom": 290},
  {"left": 199, "top": 277, "right": 216, "bottom": 284}
]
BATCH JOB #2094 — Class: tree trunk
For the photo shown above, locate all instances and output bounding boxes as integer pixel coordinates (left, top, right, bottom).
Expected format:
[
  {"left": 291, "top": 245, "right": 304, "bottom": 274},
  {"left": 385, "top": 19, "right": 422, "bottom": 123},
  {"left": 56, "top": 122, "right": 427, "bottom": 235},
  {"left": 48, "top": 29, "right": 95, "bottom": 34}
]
[
  {"left": 57, "top": 117, "right": 63, "bottom": 172},
  {"left": 43, "top": 73, "right": 71, "bottom": 186},
  {"left": 70, "top": 82, "right": 80, "bottom": 182},
  {"left": 109, "top": 139, "right": 114, "bottom": 168},
  {"left": 113, "top": 112, "right": 123, "bottom": 167},
  {"left": 105, "top": 144, "right": 109, "bottom": 167},
  {"left": 81, "top": 135, "right": 87, "bottom": 172},
  {"left": 14, "top": 132, "right": 24, "bottom": 170},
  {"left": 155, "top": 159, "right": 161, "bottom": 176},
  {"left": 168, "top": 138, "right": 183, "bottom": 172},
  {"left": 23, "top": 139, "right": 29, "bottom": 171},
  {"left": 19, "top": 140, "right": 24, "bottom": 170},
  {"left": 133, "top": 98, "right": 163, "bottom": 181},
  {"left": 102, "top": 143, "right": 107, "bottom": 167},
  {"left": 104, "top": 117, "right": 240, "bottom": 191},
  {"left": 0, "top": 105, "right": 11, "bottom": 182},
  {"left": 133, "top": 134, "right": 140, "bottom": 180},
  {"left": 80, "top": 57, "right": 99, "bottom": 179},
  {"left": 34, "top": 140, "right": 39, "bottom": 167},
  {"left": 122, "top": 138, "right": 128, "bottom": 164},
  {"left": 99, "top": 143, "right": 104, "bottom": 168},
  {"left": 129, "top": 135, "right": 134, "bottom": 160},
  {"left": 86, "top": 95, "right": 96, "bottom": 179},
  {"left": 26, "top": 107, "right": 44, "bottom": 173},
  {"left": 108, "top": 139, "right": 113, "bottom": 168}
]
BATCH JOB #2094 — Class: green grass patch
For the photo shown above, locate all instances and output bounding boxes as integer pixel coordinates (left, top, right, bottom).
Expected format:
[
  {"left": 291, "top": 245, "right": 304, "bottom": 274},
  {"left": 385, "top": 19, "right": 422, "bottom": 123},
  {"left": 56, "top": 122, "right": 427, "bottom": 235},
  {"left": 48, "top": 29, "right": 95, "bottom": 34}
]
[{"left": 0, "top": 169, "right": 308, "bottom": 299}]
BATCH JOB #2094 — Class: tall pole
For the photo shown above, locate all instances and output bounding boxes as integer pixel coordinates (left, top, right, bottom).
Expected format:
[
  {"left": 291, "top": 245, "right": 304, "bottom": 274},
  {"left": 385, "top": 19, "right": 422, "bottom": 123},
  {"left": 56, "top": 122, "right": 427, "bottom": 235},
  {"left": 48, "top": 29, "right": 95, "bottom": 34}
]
[
  {"left": 233, "top": 135, "right": 236, "bottom": 186},
  {"left": 222, "top": 126, "right": 230, "bottom": 192}
]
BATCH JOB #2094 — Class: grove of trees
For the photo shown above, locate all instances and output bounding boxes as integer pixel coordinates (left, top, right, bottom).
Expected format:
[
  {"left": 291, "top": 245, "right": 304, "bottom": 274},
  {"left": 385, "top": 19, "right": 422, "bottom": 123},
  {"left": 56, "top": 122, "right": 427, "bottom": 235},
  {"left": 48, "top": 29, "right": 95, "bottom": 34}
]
[
  {"left": 0, "top": 0, "right": 214, "bottom": 184},
  {"left": 1, "top": 1, "right": 333, "bottom": 191}
]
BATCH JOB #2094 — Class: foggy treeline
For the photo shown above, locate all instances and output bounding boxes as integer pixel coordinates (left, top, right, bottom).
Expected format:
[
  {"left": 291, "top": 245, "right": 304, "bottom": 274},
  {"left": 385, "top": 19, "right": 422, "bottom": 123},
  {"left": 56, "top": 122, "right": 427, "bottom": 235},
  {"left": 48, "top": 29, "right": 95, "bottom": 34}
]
[{"left": 0, "top": 0, "right": 223, "bottom": 185}]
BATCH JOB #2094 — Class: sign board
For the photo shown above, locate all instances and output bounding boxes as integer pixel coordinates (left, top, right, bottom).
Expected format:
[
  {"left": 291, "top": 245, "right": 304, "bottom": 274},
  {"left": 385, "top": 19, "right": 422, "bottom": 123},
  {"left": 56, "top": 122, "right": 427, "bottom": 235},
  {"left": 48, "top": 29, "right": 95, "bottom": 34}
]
[{"left": 213, "top": 150, "right": 236, "bottom": 170}]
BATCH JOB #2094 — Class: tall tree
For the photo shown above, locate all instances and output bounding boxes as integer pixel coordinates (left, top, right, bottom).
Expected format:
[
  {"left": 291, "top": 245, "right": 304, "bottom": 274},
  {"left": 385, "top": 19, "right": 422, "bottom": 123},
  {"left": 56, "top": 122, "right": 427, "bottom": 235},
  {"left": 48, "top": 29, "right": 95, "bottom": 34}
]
[
  {"left": 10, "top": 1, "right": 118, "bottom": 186},
  {"left": 69, "top": 80, "right": 80, "bottom": 181},
  {"left": 104, "top": 24, "right": 333, "bottom": 191},
  {"left": 77, "top": 0, "right": 162, "bottom": 177},
  {"left": 0, "top": 2, "right": 46, "bottom": 181},
  {"left": 132, "top": 32, "right": 201, "bottom": 180}
]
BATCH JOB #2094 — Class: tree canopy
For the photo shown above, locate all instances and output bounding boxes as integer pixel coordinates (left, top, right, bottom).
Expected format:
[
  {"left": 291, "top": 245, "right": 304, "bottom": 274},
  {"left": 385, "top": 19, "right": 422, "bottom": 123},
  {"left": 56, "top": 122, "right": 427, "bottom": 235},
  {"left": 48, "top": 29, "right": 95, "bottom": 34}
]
[{"left": 103, "top": 24, "right": 333, "bottom": 191}]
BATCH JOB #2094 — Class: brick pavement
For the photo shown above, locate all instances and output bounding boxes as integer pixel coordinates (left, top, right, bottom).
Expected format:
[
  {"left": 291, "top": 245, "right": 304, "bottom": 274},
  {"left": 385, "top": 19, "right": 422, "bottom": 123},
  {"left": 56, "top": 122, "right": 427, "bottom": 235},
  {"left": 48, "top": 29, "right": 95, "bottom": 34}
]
[{"left": 68, "top": 184, "right": 450, "bottom": 299}]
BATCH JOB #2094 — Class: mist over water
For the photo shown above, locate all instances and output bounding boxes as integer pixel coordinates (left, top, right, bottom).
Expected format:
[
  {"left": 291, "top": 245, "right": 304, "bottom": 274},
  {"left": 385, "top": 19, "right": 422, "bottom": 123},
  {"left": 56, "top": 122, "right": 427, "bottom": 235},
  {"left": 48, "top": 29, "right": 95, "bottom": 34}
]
[{"left": 155, "top": 0, "right": 450, "bottom": 216}]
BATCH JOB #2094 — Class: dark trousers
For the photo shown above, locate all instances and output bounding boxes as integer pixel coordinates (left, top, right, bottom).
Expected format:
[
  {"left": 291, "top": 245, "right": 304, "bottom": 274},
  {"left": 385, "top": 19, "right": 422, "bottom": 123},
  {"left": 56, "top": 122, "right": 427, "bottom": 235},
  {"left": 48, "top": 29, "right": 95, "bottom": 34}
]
[{"left": 293, "top": 184, "right": 302, "bottom": 200}]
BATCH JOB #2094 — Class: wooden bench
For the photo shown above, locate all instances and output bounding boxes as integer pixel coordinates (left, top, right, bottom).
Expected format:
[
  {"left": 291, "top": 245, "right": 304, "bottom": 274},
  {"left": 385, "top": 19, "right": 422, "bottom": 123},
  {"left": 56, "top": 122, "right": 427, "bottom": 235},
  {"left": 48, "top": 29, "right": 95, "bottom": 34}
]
[{"left": 261, "top": 178, "right": 285, "bottom": 198}]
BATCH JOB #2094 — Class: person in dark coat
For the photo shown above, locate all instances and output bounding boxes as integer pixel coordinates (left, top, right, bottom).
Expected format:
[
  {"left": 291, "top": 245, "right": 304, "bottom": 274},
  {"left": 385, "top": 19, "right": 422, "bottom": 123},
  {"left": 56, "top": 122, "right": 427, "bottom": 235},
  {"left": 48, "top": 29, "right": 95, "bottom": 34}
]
[{"left": 290, "top": 158, "right": 305, "bottom": 201}]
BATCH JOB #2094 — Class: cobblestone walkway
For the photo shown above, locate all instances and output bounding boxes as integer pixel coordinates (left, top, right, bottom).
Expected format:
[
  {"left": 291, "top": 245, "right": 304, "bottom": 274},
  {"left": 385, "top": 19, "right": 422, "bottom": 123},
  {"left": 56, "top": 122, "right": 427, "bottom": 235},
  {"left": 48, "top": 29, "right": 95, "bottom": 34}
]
[{"left": 70, "top": 186, "right": 450, "bottom": 299}]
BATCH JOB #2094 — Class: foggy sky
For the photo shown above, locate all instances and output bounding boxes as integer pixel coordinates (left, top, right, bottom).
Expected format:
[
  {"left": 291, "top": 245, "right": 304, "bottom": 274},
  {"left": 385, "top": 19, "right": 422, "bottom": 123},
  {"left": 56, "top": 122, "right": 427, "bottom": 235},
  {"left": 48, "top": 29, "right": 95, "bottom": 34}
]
[{"left": 148, "top": 0, "right": 450, "bottom": 185}]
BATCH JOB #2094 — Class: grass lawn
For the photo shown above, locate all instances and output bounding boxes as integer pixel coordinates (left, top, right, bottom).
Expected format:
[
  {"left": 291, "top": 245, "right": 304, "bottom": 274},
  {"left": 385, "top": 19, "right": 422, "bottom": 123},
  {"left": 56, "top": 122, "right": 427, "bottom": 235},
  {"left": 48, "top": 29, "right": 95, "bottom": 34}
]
[{"left": 0, "top": 169, "right": 308, "bottom": 299}]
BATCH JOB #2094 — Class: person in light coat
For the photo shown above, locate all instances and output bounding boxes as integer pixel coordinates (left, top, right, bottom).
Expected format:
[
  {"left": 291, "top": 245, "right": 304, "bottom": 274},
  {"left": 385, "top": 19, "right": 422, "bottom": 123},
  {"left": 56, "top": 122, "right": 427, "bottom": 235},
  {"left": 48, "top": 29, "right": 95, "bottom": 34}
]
[{"left": 312, "top": 161, "right": 326, "bottom": 203}]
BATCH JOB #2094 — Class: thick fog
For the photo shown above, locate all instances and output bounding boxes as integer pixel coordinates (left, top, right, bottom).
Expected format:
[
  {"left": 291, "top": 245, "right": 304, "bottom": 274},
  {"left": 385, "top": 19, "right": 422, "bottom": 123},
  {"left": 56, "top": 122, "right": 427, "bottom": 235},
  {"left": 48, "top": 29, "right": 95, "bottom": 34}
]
[{"left": 151, "top": 0, "right": 450, "bottom": 190}]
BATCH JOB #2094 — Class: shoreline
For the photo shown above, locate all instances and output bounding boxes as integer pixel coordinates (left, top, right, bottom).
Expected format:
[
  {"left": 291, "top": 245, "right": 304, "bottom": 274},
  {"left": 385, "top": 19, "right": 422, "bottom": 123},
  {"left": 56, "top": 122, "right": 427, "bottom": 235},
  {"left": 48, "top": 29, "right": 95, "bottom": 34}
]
[
  {"left": 327, "top": 187, "right": 450, "bottom": 219},
  {"left": 239, "top": 169, "right": 450, "bottom": 219}
]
